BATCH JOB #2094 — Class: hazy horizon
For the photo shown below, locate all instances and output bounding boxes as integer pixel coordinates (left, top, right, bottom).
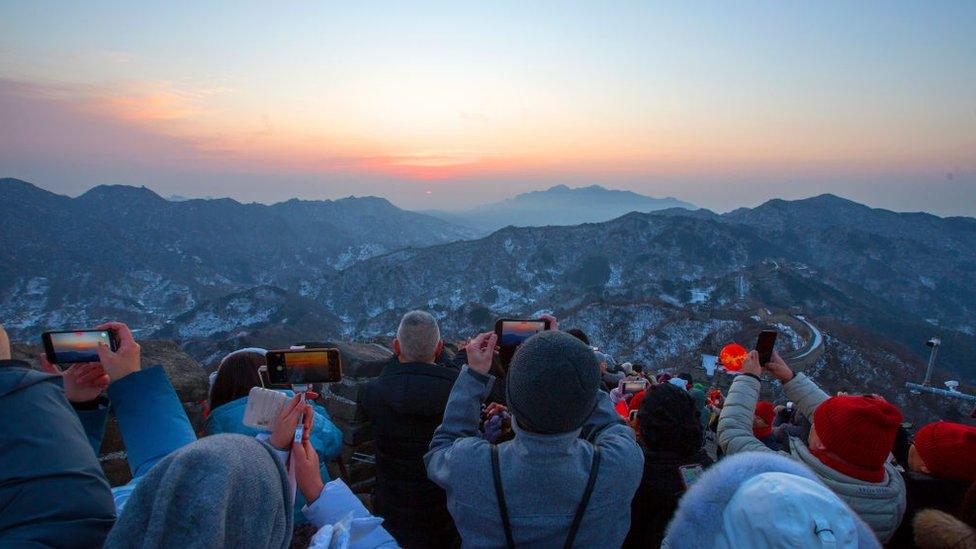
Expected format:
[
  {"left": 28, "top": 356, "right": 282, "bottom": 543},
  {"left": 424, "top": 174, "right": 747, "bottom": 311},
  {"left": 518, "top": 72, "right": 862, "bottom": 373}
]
[{"left": 2, "top": 2, "right": 974, "bottom": 215}]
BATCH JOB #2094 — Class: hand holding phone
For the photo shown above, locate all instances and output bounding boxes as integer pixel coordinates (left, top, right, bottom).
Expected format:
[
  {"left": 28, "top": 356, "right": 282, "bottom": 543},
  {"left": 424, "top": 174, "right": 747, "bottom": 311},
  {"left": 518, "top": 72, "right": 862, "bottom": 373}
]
[
  {"left": 269, "top": 394, "right": 309, "bottom": 450},
  {"left": 39, "top": 355, "right": 109, "bottom": 403}
]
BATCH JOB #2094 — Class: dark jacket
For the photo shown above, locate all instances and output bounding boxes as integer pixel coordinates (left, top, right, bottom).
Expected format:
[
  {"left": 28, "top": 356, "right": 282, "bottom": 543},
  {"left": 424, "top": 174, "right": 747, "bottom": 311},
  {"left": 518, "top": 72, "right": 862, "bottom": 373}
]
[
  {"left": 624, "top": 448, "right": 713, "bottom": 548},
  {"left": 362, "top": 361, "right": 460, "bottom": 548},
  {"left": 0, "top": 360, "right": 116, "bottom": 548},
  {"left": 887, "top": 471, "right": 970, "bottom": 548}
]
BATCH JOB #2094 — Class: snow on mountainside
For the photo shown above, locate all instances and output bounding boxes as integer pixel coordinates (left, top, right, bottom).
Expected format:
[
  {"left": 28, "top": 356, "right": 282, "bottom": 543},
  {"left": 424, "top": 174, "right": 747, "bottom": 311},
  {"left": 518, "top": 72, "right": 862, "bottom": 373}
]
[{"left": 3, "top": 177, "right": 975, "bottom": 417}]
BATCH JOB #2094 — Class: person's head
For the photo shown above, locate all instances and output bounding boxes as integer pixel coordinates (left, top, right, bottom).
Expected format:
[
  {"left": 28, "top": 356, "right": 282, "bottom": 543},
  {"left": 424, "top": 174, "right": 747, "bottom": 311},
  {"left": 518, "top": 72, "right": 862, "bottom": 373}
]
[
  {"left": 678, "top": 372, "right": 694, "bottom": 390},
  {"left": 104, "top": 434, "right": 294, "bottom": 549},
  {"left": 638, "top": 382, "right": 703, "bottom": 457},
  {"left": 657, "top": 373, "right": 672, "bottom": 384},
  {"left": 565, "top": 328, "right": 590, "bottom": 346},
  {"left": 209, "top": 349, "right": 267, "bottom": 410},
  {"left": 807, "top": 395, "right": 903, "bottom": 482},
  {"left": 753, "top": 401, "right": 775, "bottom": 439},
  {"left": 505, "top": 330, "right": 600, "bottom": 434},
  {"left": 393, "top": 310, "right": 443, "bottom": 364},
  {"left": 594, "top": 351, "right": 609, "bottom": 374},
  {"left": 664, "top": 452, "right": 877, "bottom": 548},
  {"left": 632, "top": 363, "right": 644, "bottom": 374},
  {"left": 908, "top": 421, "right": 976, "bottom": 482}
]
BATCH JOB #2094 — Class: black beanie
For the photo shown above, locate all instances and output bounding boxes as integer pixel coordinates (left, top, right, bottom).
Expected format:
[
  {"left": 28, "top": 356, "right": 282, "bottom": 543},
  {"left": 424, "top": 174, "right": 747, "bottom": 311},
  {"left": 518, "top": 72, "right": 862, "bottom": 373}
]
[
  {"left": 505, "top": 330, "right": 600, "bottom": 434},
  {"left": 638, "top": 382, "right": 703, "bottom": 457}
]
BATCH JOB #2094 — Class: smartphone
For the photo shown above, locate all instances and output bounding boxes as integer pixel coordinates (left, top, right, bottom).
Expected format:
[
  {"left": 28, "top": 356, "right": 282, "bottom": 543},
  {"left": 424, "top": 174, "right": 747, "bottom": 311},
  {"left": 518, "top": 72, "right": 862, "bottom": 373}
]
[
  {"left": 494, "top": 318, "right": 552, "bottom": 366},
  {"left": 623, "top": 379, "right": 647, "bottom": 394},
  {"left": 266, "top": 348, "right": 342, "bottom": 385},
  {"left": 42, "top": 329, "right": 116, "bottom": 365},
  {"left": 755, "top": 330, "right": 778, "bottom": 367},
  {"left": 679, "top": 464, "right": 704, "bottom": 490}
]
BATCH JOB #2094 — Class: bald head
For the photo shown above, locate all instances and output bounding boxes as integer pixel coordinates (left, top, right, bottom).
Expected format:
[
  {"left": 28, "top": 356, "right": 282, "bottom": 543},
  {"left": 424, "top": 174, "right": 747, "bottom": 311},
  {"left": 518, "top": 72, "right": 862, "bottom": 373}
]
[{"left": 394, "top": 310, "right": 443, "bottom": 363}]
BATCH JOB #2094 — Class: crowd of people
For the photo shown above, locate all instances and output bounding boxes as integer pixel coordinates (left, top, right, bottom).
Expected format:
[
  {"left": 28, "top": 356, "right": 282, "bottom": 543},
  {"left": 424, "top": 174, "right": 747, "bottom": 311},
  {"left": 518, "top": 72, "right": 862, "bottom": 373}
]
[{"left": 1, "top": 312, "right": 975, "bottom": 548}]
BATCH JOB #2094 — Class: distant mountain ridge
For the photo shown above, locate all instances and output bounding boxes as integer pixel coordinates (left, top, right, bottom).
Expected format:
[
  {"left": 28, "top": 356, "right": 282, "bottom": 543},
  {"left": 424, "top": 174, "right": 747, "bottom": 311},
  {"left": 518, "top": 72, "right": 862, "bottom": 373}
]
[
  {"left": 3, "top": 177, "right": 974, "bottom": 397},
  {"left": 426, "top": 184, "right": 696, "bottom": 232}
]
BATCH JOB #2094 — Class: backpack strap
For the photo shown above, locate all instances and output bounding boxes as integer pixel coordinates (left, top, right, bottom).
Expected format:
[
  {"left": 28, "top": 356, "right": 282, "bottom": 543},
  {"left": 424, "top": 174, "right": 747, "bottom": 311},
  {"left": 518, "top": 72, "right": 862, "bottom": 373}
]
[
  {"left": 564, "top": 446, "right": 602, "bottom": 549},
  {"left": 491, "top": 444, "right": 516, "bottom": 549}
]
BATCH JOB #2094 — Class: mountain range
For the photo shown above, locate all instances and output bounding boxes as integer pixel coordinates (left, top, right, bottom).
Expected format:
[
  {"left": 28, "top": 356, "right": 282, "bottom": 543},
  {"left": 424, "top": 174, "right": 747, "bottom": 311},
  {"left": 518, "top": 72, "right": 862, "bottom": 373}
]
[
  {"left": 2, "top": 177, "right": 974, "bottom": 422},
  {"left": 425, "top": 184, "right": 696, "bottom": 233}
]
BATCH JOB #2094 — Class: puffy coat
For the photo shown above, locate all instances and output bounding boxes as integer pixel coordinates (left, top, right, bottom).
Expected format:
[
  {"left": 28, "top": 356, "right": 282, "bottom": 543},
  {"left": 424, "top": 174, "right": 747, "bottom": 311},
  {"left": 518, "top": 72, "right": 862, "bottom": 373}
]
[
  {"left": 363, "top": 360, "right": 460, "bottom": 548},
  {"left": 718, "top": 373, "right": 906, "bottom": 542}
]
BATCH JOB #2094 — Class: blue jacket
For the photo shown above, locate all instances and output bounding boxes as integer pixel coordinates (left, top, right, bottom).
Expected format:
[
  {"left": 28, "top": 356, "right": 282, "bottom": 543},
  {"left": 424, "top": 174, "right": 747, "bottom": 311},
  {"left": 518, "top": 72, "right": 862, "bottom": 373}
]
[
  {"left": 75, "top": 365, "right": 199, "bottom": 511},
  {"left": 425, "top": 366, "right": 644, "bottom": 548},
  {"left": 0, "top": 361, "right": 116, "bottom": 548},
  {"left": 206, "top": 391, "right": 343, "bottom": 523}
]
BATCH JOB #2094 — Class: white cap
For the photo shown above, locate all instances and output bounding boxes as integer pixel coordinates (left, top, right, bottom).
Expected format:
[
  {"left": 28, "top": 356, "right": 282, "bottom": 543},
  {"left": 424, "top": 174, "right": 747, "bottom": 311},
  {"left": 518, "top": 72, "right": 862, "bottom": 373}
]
[{"left": 715, "top": 472, "right": 858, "bottom": 548}]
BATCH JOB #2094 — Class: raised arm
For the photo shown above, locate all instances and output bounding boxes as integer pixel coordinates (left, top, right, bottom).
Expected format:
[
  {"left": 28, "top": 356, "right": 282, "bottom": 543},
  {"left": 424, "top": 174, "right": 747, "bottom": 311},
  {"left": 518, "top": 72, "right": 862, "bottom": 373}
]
[
  {"left": 718, "top": 351, "right": 775, "bottom": 455},
  {"left": 425, "top": 332, "right": 496, "bottom": 487},
  {"left": 96, "top": 322, "right": 196, "bottom": 480}
]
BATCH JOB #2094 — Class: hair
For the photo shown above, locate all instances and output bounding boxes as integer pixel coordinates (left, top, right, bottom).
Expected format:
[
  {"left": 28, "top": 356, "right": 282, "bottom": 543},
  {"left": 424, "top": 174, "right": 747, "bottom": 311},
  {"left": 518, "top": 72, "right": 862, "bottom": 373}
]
[
  {"left": 565, "top": 328, "right": 590, "bottom": 346},
  {"left": 209, "top": 351, "right": 266, "bottom": 410},
  {"left": 396, "top": 310, "right": 441, "bottom": 363},
  {"left": 631, "top": 363, "right": 644, "bottom": 373}
]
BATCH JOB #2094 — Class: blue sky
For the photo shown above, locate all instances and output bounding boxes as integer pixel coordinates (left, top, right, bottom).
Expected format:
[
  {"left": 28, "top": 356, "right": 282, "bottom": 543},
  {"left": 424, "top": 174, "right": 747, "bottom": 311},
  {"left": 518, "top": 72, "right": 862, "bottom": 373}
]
[{"left": 1, "top": 1, "right": 974, "bottom": 214}]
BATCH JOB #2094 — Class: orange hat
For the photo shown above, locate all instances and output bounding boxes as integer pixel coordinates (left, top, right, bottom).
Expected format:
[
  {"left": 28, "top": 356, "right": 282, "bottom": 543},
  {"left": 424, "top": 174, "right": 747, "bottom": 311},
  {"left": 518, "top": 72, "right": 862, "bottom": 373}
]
[{"left": 914, "top": 421, "right": 976, "bottom": 482}]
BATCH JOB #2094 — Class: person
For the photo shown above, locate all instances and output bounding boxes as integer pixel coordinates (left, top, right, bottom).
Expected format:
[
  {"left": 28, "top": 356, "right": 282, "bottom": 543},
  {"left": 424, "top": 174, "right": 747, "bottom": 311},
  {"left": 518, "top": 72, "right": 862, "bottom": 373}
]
[
  {"left": 753, "top": 400, "right": 783, "bottom": 451},
  {"left": 1, "top": 323, "right": 116, "bottom": 547},
  {"left": 206, "top": 347, "right": 343, "bottom": 525},
  {"left": 889, "top": 421, "right": 976, "bottom": 547},
  {"left": 425, "top": 329, "right": 644, "bottom": 548},
  {"left": 662, "top": 452, "right": 880, "bottom": 548},
  {"left": 913, "top": 480, "right": 976, "bottom": 548},
  {"left": 362, "top": 310, "right": 460, "bottom": 548},
  {"left": 624, "top": 382, "right": 712, "bottom": 548},
  {"left": 718, "top": 350, "right": 906, "bottom": 542},
  {"left": 678, "top": 373, "right": 709, "bottom": 430},
  {"left": 104, "top": 433, "right": 397, "bottom": 548}
]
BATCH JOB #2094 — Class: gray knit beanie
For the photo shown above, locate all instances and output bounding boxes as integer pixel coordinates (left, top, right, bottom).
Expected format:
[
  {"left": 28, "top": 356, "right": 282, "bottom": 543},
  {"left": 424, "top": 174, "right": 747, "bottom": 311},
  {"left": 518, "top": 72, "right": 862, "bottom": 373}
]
[
  {"left": 505, "top": 330, "right": 601, "bottom": 434},
  {"left": 105, "top": 434, "right": 294, "bottom": 549}
]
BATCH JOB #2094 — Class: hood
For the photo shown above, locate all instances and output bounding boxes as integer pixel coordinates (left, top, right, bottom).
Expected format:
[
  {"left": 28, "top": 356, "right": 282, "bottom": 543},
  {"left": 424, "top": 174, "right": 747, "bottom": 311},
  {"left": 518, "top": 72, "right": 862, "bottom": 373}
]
[
  {"left": 912, "top": 509, "right": 976, "bottom": 549},
  {"left": 663, "top": 452, "right": 880, "bottom": 549},
  {"left": 790, "top": 438, "right": 905, "bottom": 500}
]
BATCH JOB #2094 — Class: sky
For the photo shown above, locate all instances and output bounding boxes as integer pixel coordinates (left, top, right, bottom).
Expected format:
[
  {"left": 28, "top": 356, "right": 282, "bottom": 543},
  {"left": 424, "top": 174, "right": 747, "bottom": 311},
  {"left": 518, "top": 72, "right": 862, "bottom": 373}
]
[{"left": 1, "top": 1, "right": 974, "bottom": 215}]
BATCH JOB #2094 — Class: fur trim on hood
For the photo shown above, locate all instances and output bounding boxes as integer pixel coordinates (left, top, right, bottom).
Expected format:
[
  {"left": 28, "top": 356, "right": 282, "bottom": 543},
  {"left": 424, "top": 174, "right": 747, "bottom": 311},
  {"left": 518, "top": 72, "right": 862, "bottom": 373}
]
[
  {"left": 913, "top": 509, "right": 976, "bottom": 549},
  {"left": 663, "top": 452, "right": 880, "bottom": 548}
]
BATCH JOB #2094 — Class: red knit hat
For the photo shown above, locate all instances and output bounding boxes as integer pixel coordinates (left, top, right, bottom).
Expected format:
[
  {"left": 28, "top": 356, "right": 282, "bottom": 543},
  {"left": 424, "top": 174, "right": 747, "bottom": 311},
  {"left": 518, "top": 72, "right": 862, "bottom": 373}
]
[
  {"left": 811, "top": 395, "right": 903, "bottom": 483},
  {"left": 753, "top": 400, "right": 775, "bottom": 439},
  {"left": 913, "top": 421, "right": 976, "bottom": 482}
]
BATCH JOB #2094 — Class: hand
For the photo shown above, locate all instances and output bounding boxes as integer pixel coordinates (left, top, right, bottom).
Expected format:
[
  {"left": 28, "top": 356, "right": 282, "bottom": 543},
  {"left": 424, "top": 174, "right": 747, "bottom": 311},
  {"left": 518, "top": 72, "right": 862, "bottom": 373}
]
[
  {"left": 0, "top": 323, "right": 10, "bottom": 360},
  {"left": 740, "top": 350, "right": 762, "bottom": 377},
  {"left": 540, "top": 314, "right": 559, "bottom": 332},
  {"left": 293, "top": 436, "right": 324, "bottom": 504},
  {"left": 465, "top": 332, "right": 497, "bottom": 375},
  {"left": 763, "top": 351, "right": 795, "bottom": 383},
  {"left": 95, "top": 322, "right": 141, "bottom": 382},
  {"left": 484, "top": 402, "right": 508, "bottom": 419},
  {"left": 269, "top": 394, "right": 309, "bottom": 450},
  {"left": 40, "top": 354, "right": 109, "bottom": 403}
]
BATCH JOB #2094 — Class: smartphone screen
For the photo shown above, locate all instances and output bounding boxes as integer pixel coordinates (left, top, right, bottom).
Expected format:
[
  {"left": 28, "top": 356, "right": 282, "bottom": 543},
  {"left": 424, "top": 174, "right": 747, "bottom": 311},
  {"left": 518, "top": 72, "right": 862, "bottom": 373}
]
[
  {"left": 679, "top": 464, "right": 704, "bottom": 490},
  {"left": 267, "top": 349, "right": 342, "bottom": 385},
  {"left": 755, "top": 330, "right": 778, "bottom": 367},
  {"left": 42, "top": 330, "right": 115, "bottom": 364},
  {"left": 624, "top": 380, "right": 647, "bottom": 394},
  {"left": 495, "top": 319, "right": 550, "bottom": 366}
]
